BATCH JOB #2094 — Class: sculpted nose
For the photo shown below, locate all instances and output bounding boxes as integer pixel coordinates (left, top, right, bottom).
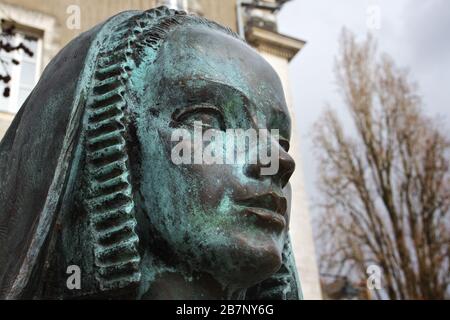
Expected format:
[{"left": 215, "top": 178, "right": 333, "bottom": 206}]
[
  {"left": 244, "top": 143, "right": 295, "bottom": 188},
  {"left": 277, "top": 148, "right": 295, "bottom": 188}
]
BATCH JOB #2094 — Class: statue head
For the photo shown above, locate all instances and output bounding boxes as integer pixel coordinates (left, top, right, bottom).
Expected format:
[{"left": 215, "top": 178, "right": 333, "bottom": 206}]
[{"left": 0, "top": 7, "right": 301, "bottom": 299}]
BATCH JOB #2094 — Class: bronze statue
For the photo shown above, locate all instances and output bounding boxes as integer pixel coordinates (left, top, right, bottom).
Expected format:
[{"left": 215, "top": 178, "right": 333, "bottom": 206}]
[{"left": 0, "top": 7, "right": 301, "bottom": 299}]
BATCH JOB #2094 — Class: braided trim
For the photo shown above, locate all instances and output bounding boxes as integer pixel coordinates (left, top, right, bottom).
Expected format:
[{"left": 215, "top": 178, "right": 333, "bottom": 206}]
[{"left": 84, "top": 19, "right": 143, "bottom": 292}]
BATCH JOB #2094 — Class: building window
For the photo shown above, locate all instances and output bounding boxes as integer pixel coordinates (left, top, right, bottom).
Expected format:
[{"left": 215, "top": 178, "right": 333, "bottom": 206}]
[
  {"left": 0, "top": 23, "right": 42, "bottom": 114},
  {"left": 157, "top": 0, "right": 188, "bottom": 10},
  {"left": 155, "top": 0, "right": 202, "bottom": 15}
]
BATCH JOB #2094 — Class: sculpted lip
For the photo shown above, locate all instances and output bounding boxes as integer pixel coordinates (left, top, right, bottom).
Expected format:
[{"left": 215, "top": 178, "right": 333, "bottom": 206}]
[{"left": 235, "top": 192, "right": 287, "bottom": 230}]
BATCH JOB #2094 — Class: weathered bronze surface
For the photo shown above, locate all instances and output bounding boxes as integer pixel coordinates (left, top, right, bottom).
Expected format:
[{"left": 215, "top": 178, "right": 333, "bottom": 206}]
[{"left": 0, "top": 7, "right": 301, "bottom": 299}]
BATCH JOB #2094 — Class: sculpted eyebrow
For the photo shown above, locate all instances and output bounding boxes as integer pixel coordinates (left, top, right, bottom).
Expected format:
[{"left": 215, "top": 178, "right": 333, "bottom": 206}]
[{"left": 193, "top": 78, "right": 251, "bottom": 102}]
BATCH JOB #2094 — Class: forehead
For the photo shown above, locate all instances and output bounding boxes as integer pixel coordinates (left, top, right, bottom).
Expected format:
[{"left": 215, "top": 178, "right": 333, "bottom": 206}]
[{"left": 155, "top": 24, "right": 289, "bottom": 117}]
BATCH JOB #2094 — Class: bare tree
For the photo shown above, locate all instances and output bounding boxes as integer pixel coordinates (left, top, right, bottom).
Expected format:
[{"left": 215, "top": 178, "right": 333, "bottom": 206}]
[{"left": 313, "top": 29, "right": 450, "bottom": 300}]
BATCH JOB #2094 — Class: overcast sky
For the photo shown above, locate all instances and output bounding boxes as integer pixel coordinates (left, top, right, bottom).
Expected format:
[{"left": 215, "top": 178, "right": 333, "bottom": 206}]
[{"left": 277, "top": 0, "right": 450, "bottom": 215}]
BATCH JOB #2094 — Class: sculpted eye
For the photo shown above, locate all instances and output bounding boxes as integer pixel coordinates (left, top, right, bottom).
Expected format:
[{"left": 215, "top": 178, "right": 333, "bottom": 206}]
[{"left": 172, "top": 104, "right": 226, "bottom": 131}]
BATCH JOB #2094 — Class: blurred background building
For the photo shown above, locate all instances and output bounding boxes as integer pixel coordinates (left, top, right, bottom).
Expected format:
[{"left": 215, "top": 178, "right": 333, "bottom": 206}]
[{"left": 0, "top": 0, "right": 321, "bottom": 299}]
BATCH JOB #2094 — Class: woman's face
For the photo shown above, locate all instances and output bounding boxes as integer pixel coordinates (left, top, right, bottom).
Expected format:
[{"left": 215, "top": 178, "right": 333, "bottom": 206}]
[{"left": 129, "top": 24, "right": 295, "bottom": 288}]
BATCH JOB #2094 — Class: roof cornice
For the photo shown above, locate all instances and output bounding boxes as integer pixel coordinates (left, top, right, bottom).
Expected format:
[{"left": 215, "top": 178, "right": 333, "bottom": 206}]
[{"left": 246, "top": 26, "right": 306, "bottom": 61}]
